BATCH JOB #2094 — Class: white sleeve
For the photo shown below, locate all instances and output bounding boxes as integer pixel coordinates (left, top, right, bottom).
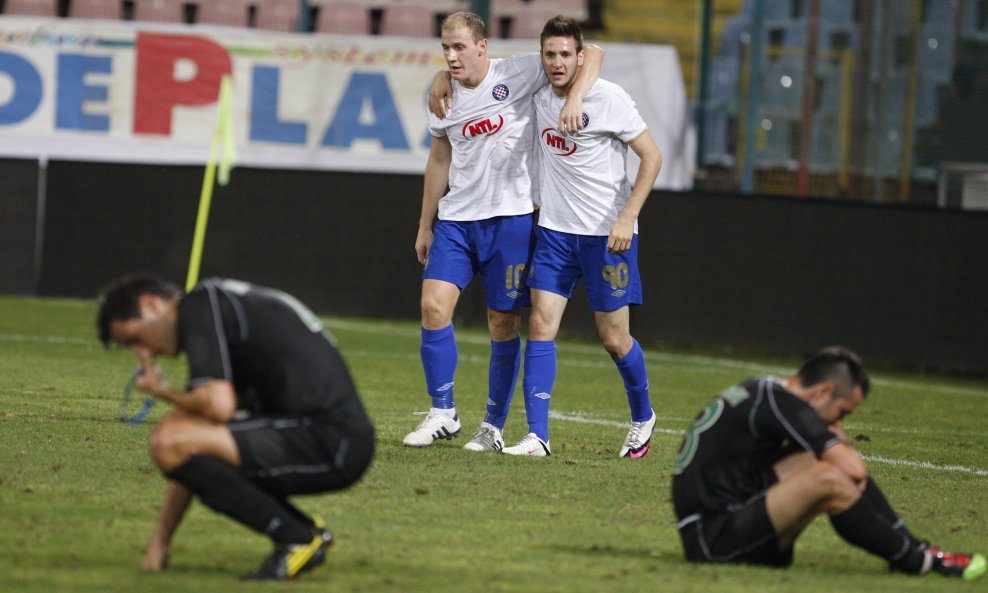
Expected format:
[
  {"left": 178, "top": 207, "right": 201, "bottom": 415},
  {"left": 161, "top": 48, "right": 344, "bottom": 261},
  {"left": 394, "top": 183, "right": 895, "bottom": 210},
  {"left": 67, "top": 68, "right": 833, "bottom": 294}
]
[
  {"left": 427, "top": 110, "right": 447, "bottom": 138},
  {"left": 605, "top": 87, "right": 647, "bottom": 143}
]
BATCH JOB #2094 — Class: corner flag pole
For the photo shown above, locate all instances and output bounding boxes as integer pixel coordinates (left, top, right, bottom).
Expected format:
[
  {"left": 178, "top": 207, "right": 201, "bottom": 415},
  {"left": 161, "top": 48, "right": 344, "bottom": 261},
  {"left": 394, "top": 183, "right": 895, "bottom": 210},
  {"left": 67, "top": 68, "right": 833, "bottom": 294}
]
[{"left": 186, "top": 74, "right": 236, "bottom": 292}]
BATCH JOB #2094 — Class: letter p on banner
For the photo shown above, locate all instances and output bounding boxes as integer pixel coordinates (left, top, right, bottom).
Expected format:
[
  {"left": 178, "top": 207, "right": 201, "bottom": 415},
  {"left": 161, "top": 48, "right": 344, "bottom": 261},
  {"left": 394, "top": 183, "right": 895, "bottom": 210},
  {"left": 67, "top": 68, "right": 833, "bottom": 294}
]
[{"left": 134, "top": 33, "right": 233, "bottom": 135}]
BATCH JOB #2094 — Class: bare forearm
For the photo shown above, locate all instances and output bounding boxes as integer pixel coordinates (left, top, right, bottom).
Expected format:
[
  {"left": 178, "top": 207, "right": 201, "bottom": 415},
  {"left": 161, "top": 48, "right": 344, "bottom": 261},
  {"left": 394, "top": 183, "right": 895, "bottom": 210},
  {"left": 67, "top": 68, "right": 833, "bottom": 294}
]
[
  {"left": 570, "top": 44, "right": 604, "bottom": 100},
  {"left": 620, "top": 131, "right": 662, "bottom": 221},
  {"left": 149, "top": 383, "right": 234, "bottom": 422},
  {"left": 420, "top": 144, "right": 451, "bottom": 227},
  {"left": 419, "top": 175, "right": 446, "bottom": 227}
]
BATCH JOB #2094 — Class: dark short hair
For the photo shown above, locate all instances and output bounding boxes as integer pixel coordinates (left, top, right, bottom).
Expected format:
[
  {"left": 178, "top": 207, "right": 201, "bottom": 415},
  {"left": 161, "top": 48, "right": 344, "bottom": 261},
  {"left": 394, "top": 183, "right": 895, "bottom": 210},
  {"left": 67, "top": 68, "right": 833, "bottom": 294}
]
[
  {"left": 97, "top": 275, "right": 181, "bottom": 347},
  {"left": 797, "top": 346, "right": 870, "bottom": 399},
  {"left": 442, "top": 11, "right": 487, "bottom": 43},
  {"left": 540, "top": 15, "right": 583, "bottom": 53}
]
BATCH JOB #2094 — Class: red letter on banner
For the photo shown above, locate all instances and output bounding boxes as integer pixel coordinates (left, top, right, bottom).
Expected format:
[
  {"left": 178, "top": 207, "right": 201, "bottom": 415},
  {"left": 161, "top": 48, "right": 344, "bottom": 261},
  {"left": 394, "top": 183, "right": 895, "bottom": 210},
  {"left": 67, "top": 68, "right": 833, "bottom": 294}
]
[{"left": 134, "top": 33, "right": 232, "bottom": 135}]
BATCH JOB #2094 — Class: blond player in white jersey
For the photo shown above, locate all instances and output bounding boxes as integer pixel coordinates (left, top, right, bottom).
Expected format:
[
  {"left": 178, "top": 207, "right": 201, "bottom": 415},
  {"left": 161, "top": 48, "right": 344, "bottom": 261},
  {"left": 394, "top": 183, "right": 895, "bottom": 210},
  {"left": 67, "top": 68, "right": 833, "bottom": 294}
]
[
  {"left": 502, "top": 16, "right": 663, "bottom": 458},
  {"left": 403, "top": 12, "right": 603, "bottom": 452}
]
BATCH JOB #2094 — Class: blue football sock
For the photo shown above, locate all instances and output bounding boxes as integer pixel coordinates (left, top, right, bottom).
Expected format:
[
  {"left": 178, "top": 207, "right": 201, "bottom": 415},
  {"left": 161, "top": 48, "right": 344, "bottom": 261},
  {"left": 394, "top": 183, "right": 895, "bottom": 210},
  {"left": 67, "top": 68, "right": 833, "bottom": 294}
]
[
  {"left": 421, "top": 324, "right": 457, "bottom": 409},
  {"left": 485, "top": 335, "right": 521, "bottom": 429},
  {"left": 614, "top": 339, "right": 652, "bottom": 422},
  {"left": 523, "top": 340, "right": 556, "bottom": 442}
]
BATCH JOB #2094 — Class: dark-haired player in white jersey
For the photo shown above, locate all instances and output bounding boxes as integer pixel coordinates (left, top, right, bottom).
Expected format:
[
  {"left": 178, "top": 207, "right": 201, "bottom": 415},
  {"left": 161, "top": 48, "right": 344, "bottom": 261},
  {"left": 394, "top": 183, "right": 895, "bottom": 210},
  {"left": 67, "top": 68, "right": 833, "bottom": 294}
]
[
  {"left": 97, "top": 275, "right": 374, "bottom": 580},
  {"left": 502, "top": 16, "right": 662, "bottom": 457},
  {"left": 405, "top": 11, "right": 603, "bottom": 452},
  {"left": 672, "top": 346, "right": 984, "bottom": 581}
]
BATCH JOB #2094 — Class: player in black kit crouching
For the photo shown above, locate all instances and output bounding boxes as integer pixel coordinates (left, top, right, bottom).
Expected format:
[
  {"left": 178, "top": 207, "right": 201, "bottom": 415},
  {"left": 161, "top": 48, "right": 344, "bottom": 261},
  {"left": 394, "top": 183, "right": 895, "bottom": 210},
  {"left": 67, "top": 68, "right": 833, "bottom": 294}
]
[{"left": 98, "top": 275, "right": 374, "bottom": 580}]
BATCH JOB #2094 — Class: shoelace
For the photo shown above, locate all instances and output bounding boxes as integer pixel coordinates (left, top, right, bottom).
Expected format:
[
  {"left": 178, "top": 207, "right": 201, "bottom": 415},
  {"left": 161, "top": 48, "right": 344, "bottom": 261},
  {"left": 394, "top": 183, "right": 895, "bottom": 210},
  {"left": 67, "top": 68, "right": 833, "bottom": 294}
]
[
  {"left": 474, "top": 427, "right": 500, "bottom": 444},
  {"left": 519, "top": 434, "right": 543, "bottom": 449},
  {"left": 624, "top": 421, "right": 647, "bottom": 447},
  {"left": 412, "top": 411, "right": 449, "bottom": 429}
]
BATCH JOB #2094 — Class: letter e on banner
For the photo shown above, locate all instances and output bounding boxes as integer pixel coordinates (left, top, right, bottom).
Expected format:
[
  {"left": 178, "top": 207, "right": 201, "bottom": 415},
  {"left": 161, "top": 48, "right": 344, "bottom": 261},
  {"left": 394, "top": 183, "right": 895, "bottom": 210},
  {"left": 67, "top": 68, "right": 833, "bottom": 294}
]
[{"left": 134, "top": 33, "right": 232, "bottom": 135}]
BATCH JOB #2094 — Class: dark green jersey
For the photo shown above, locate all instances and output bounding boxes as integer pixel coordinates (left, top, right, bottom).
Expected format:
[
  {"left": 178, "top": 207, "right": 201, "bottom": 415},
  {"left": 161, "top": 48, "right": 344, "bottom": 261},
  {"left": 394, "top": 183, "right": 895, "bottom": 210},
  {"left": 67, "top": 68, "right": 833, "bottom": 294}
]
[
  {"left": 672, "top": 377, "right": 839, "bottom": 520},
  {"left": 179, "top": 278, "right": 368, "bottom": 425}
]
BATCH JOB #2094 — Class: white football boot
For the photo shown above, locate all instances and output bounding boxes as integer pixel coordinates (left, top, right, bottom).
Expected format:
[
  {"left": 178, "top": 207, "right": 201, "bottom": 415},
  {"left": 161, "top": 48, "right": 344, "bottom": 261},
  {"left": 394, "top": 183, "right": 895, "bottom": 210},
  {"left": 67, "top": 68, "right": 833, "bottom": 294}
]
[
  {"left": 463, "top": 422, "right": 504, "bottom": 452},
  {"left": 618, "top": 409, "right": 656, "bottom": 458},
  {"left": 502, "top": 432, "right": 551, "bottom": 457},
  {"left": 402, "top": 410, "right": 461, "bottom": 447}
]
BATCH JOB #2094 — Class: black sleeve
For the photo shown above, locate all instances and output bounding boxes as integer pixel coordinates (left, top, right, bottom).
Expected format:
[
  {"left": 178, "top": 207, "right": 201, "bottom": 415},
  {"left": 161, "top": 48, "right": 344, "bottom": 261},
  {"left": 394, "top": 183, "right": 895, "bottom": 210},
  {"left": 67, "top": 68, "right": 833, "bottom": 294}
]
[
  {"left": 178, "top": 287, "right": 232, "bottom": 386},
  {"left": 752, "top": 379, "right": 839, "bottom": 457}
]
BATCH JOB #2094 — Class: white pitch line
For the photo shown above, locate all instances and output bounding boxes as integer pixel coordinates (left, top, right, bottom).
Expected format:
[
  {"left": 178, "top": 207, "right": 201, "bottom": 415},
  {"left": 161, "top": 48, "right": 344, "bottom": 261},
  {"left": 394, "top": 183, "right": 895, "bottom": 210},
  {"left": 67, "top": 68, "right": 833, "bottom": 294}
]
[
  {"left": 549, "top": 409, "right": 988, "bottom": 477},
  {"left": 5, "top": 320, "right": 988, "bottom": 401},
  {"left": 549, "top": 410, "right": 684, "bottom": 435},
  {"left": 861, "top": 455, "right": 988, "bottom": 478},
  {"left": 321, "top": 319, "right": 988, "bottom": 399},
  {"left": 0, "top": 334, "right": 91, "bottom": 346}
]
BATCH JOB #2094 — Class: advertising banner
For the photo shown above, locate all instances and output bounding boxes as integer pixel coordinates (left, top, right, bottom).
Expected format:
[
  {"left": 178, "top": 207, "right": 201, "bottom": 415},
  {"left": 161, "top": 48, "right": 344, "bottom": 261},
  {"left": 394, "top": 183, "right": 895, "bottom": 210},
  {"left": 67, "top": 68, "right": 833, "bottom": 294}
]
[{"left": 0, "top": 17, "right": 694, "bottom": 188}]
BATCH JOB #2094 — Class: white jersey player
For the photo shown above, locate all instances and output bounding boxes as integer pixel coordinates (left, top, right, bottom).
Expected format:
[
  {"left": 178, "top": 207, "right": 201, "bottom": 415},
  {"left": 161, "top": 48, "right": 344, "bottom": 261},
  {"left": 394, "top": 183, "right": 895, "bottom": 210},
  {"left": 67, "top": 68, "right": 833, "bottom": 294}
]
[
  {"left": 502, "top": 16, "right": 663, "bottom": 459},
  {"left": 404, "top": 11, "right": 603, "bottom": 452}
]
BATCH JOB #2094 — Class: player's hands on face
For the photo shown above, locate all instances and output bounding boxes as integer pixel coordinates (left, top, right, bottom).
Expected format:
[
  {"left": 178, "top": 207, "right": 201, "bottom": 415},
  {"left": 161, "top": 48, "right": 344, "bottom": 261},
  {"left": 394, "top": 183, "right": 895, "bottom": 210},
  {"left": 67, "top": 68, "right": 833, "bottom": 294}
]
[
  {"left": 134, "top": 348, "right": 169, "bottom": 397},
  {"left": 415, "top": 226, "right": 434, "bottom": 265},
  {"left": 828, "top": 420, "right": 850, "bottom": 444},
  {"left": 558, "top": 95, "right": 585, "bottom": 135},
  {"left": 607, "top": 218, "right": 635, "bottom": 253},
  {"left": 428, "top": 71, "right": 454, "bottom": 118}
]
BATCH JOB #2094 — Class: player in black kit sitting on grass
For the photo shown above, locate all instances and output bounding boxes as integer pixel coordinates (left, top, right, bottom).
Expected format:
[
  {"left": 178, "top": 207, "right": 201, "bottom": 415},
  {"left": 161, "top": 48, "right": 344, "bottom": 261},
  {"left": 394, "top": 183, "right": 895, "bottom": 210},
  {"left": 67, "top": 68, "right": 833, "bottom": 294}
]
[{"left": 671, "top": 346, "right": 984, "bottom": 581}]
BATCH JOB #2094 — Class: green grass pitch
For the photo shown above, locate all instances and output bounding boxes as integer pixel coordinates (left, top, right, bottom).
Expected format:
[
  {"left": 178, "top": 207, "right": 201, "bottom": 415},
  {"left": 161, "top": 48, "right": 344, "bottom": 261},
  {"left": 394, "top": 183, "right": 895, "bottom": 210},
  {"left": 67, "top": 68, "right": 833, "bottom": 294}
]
[{"left": 0, "top": 295, "right": 985, "bottom": 593}]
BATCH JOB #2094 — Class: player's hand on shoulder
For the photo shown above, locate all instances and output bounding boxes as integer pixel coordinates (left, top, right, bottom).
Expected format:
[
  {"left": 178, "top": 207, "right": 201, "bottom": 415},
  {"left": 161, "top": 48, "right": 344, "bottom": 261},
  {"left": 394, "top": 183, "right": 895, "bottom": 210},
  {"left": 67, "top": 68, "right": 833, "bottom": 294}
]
[
  {"left": 428, "top": 71, "right": 454, "bottom": 118},
  {"left": 558, "top": 96, "right": 585, "bottom": 136}
]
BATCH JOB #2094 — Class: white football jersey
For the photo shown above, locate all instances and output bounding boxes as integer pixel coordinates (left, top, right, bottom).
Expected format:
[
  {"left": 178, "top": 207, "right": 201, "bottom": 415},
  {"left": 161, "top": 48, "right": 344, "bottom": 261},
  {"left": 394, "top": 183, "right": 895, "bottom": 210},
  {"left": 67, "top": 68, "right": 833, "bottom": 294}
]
[
  {"left": 533, "top": 79, "right": 647, "bottom": 236},
  {"left": 428, "top": 54, "right": 545, "bottom": 221}
]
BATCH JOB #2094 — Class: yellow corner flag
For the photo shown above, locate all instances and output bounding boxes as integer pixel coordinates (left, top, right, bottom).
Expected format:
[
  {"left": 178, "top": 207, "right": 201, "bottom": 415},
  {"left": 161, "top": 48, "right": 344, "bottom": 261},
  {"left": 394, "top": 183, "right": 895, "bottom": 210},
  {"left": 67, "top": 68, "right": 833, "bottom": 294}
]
[
  {"left": 186, "top": 74, "right": 236, "bottom": 292},
  {"left": 216, "top": 75, "right": 236, "bottom": 186}
]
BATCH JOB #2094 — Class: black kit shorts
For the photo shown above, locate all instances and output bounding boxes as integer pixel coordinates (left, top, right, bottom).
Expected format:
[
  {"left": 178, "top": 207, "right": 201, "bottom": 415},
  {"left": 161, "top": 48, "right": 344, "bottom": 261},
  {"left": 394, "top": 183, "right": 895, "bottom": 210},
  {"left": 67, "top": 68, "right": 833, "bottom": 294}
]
[
  {"left": 229, "top": 413, "right": 374, "bottom": 497},
  {"left": 676, "top": 491, "right": 794, "bottom": 568}
]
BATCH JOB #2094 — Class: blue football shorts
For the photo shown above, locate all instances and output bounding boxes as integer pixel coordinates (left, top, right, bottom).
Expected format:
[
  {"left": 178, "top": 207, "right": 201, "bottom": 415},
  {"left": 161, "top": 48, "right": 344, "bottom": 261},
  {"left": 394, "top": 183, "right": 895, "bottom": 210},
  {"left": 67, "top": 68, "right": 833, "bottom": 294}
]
[
  {"left": 526, "top": 226, "right": 642, "bottom": 312},
  {"left": 423, "top": 214, "right": 535, "bottom": 310}
]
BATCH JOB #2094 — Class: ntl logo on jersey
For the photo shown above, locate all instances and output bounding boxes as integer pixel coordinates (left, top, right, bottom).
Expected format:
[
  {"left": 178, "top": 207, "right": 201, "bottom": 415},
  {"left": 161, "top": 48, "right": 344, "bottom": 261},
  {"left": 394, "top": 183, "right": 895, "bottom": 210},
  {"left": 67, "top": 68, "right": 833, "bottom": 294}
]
[
  {"left": 541, "top": 127, "right": 577, "bottom": 156},
  {"left": 462, "top": 115, "right": 505, "bottom": 139}
]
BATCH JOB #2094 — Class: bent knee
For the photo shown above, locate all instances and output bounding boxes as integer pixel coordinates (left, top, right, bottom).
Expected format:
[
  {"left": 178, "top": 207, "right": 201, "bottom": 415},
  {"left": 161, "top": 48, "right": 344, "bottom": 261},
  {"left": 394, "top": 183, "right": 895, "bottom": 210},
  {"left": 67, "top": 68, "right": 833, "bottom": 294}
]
[
  {"left": 811, "top": 462, "right": 861, "bottom": 503},
  {"left": 599, "top": 332, "right": 631, "bottom": 357},
  {"left": 148, "top": 414, "right": 197, "bottom": 472},
  {"left": 421, "top": 296, "right": 454, "bottom": 329}
]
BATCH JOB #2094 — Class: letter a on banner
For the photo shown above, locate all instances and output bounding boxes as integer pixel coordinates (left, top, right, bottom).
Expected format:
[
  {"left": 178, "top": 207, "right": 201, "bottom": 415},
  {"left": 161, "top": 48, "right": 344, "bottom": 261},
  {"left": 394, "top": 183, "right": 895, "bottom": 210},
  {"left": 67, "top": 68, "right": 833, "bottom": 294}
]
[{"left": 186, "top": 74, "right": 236, "bottom": 292}]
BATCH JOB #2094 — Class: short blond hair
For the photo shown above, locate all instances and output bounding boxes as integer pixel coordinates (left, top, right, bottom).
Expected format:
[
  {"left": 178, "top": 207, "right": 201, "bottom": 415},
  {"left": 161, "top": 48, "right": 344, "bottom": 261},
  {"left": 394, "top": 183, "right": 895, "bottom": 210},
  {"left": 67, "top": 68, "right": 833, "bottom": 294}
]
[{"left": 441, "top": 11, "right": 487, "bottom": 43}]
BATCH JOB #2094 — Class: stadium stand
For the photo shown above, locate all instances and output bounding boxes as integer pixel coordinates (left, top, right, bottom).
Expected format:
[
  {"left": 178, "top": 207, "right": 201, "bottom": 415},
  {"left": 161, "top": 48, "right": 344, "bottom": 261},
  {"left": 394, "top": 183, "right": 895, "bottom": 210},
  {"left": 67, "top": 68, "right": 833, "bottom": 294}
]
[
  {"left": 132, "top": 0, "right": 185, "bottom": 23},
  {"left": 69, "top": 0, "right": 123, "bottom": 20},
  {"left": 3, "top": 0, "right": 57, "bottom": 16},
  {"left": 314, "top": 2, "right": 371, "bottom": 35},
  {"left": 254, "top": 0, "right": 300, "bottom": 32},
  {"left": 505, "top": 8, "right": 560, "bottom": 39},
  {"left": 196, "top": 0, "right": 250, "bottom": 27},
  {"left": 379, "top": 3, "right": 435, "bottom": 37}
]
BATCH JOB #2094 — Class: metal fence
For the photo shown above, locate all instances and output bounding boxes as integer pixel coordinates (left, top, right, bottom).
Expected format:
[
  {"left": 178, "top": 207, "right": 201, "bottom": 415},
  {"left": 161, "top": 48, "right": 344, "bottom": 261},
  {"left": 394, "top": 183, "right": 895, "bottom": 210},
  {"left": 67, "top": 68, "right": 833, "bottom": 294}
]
[{"left": 687, "top": 0, "right": 988, "bottom": 206}]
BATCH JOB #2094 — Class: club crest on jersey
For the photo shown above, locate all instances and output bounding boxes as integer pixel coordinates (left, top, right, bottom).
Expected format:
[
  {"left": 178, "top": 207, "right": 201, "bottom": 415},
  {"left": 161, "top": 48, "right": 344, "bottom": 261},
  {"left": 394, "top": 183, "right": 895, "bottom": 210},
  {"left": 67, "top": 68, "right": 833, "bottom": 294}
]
[
  {"left": 462, "top": 115, "right": 505, "bottom": 138},
  {"left": 492, "top": 83, "right": 509, "bottom": 101},
  {"left": 541, "top": 128, "right": 577, "bottom": 156},
  {"left": 581, "top": 112, "right": 590, "bottom": 129}
]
